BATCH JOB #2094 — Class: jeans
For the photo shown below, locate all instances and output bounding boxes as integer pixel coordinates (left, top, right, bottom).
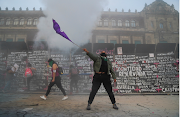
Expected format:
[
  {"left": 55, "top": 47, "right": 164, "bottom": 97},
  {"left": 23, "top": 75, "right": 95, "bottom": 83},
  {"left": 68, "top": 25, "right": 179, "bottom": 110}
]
[
  {"left": 70, "top": 76, "right": 79, "bottom": 92},
  {"left": 88, "top": 74, "right": 116, "bottom": 104},
  {"left": 27, "top": 75, "right": 34, "bottom": 91},
  {"left": 45, "top": 76, "right": 66, "bottom": 96},
  {"left": 4, "top": 78, "right": 13, "bottom": 91}
]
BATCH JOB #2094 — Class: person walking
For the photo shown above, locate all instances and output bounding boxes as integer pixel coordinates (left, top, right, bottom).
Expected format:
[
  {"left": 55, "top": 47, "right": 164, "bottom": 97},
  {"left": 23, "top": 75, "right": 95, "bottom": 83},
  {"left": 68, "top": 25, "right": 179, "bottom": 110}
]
[
  {"left": 83, "top": 48, "right": 118, "bottom": 110},
  {"left": 69, "top": 65, "right": 79, "bottom": 94},
  {"left": 40, "top": 59, "right": 68, "bottom": 100}
]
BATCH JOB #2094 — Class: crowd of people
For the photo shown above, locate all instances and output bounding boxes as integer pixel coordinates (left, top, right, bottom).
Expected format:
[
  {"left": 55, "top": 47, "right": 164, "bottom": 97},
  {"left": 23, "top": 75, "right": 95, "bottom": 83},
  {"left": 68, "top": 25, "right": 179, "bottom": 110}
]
[{"left": 1, "top": 49, "right": 119, "bottom": 110}]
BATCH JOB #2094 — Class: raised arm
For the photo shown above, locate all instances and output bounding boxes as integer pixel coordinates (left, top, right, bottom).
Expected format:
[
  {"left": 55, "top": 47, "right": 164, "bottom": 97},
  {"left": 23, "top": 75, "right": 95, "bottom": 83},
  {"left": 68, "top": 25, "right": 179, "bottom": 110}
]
[{"left": 83, "top": 48, "right": 98, "bottom": 62}]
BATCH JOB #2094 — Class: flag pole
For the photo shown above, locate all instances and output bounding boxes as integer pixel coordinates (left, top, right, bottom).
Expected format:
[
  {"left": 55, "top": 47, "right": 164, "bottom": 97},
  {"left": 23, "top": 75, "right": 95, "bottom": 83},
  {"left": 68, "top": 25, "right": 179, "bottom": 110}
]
[{"left": 71, "top": 42, "right": 84, "bottom": 50}]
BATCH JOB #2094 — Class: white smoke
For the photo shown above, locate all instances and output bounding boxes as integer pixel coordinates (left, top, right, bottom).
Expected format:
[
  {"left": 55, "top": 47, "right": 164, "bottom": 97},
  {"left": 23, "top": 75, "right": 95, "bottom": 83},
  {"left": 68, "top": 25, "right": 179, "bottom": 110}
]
[{"left": 35, "top": 0, "right": 108, "bottom": 51}]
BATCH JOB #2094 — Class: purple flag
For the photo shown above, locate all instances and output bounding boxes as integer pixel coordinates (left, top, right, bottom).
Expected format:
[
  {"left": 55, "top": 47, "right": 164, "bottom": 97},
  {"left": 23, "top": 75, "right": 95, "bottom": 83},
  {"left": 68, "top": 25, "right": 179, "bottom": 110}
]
[{"left": 52, "top": 19, "right": 72, "bottom": 42}]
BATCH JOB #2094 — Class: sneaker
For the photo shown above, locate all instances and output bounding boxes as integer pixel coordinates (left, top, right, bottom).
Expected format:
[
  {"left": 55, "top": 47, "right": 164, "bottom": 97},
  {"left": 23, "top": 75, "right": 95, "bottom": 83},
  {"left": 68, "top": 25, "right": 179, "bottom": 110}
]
[
  {"left": 86, "top": 104, "right": 91, "bottom": 110},
  {"left": 113, "top": 103, "right": 118, "bottom": 110},
  {"left": 40, "top": 95, "right": 46, "bottom": 100},
  {"left": 62, "top": 96, "right": 68, "bottom": 100}
]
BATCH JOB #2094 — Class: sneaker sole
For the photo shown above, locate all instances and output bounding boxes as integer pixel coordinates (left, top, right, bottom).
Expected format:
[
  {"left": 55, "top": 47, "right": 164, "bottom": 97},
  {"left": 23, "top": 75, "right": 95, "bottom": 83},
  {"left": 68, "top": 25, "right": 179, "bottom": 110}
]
[
  {"left": 40, "top": 96, "right": 46, "bottom": 100},
  {"left": 62, "top": 97, "right": 68, "bottom": 100}
]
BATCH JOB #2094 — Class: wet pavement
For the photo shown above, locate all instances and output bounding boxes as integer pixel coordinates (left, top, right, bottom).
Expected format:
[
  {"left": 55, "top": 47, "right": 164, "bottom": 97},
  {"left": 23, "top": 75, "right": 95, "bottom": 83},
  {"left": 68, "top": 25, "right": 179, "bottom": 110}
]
[{"left": 0, "top": 92, "right": 179, "bottom": 117}]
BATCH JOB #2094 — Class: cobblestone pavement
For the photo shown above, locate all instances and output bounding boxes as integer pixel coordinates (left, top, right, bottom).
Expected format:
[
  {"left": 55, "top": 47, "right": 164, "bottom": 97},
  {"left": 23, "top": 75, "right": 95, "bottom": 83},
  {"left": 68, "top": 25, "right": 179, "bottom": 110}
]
[{"left": 0, "top": 92, "right": 179, "bottom": 117}]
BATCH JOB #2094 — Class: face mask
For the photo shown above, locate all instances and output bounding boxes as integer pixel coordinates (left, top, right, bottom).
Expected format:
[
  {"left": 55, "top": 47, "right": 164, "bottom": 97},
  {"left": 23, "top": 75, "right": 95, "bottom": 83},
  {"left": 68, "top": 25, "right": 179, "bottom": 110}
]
[
  {"left": 100, "top": 53, "right": 106, "bottom": 57},
  {"left": 49, "top": 61, "right": 53, "bottom": 67},
  {"left": 101, "top": 56, "right": 107, "bottom": 61}
]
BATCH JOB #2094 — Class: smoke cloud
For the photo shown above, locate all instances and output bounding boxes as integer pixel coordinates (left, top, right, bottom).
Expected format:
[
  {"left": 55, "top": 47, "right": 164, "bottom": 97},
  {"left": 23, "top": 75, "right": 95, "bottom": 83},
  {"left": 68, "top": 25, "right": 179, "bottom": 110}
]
[{"left": 35, "top": 0, "right": 108, "bottom": 51}]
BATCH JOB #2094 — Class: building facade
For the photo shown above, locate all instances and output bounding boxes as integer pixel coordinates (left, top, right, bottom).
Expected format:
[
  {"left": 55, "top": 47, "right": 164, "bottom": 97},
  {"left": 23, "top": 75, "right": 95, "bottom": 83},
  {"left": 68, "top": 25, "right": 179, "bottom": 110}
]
[
  {"left": 0, "top": 7, "right": 44, "bottom": 42},
  {"left": 92, "top": 0, "right": 179, "bottom": 44},
  {"left": 0, "top": 0, "right": 179, "bottom": 44}
]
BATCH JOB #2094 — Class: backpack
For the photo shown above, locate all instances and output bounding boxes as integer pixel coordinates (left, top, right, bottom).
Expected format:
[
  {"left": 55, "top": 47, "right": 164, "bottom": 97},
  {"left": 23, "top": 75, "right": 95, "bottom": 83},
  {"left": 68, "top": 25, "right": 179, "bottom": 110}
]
[
  {"left": 58, "top": 67, "right": 63, "bottom": 75},
  {"left": 71, "top": 68, "right": 78, "bottom": 75},
  {"left": 25, "top": 68, "right": 33, "bottom": 78}
]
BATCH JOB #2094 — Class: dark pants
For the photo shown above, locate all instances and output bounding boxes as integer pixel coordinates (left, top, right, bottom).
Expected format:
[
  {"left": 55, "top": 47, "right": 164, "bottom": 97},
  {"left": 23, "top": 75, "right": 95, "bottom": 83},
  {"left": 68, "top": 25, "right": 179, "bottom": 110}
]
[
  {"left": 45, "top": 76, "right": 66, "bottom": 96},
  {"left": 4, "top": 78, "right": 13, "bottom": 91},
  {"left": 88, "top": 74, "right": 116, "bottom": 104},
  {"left": 27, "top": 76, "right": 34, "bottom": 91},
  {"left": 70, "top": 76, "right": 78, "bottom": 92}
]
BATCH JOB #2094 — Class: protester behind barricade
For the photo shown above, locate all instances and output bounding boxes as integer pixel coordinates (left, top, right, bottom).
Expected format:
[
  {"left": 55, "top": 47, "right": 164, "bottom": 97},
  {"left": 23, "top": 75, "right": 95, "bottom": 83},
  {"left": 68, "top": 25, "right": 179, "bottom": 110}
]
[
  {"left": 69, "top": 65, "right": 79, "bottom": 94},
  {"left": 24, "top": 63, "right": 36, "bottom": 91},
  {"left": 2, "top": 64, "right": 17, "bottom": 92}
]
